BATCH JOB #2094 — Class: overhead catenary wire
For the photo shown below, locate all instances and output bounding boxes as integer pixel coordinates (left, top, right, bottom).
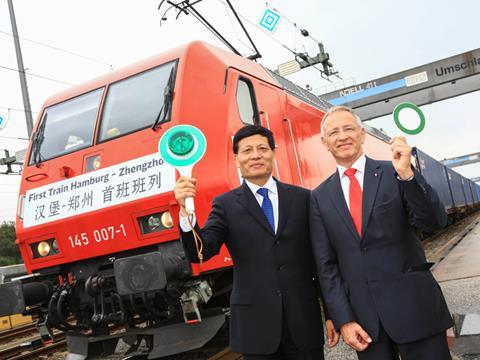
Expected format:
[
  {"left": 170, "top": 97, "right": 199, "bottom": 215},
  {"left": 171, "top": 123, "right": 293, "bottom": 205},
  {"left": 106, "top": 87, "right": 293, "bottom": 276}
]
[
  {"left": 185, "top": 2, "right": 243, "bottom": 57},
  {"left": 220, "top": 0, "right": 255, "bottom": 55},
  {"left": 264, "top": 2, "right": 322, "bottom": 44},
  {"left": 0, "top": 105, "right": 39, "bottom": 115},
  {"left": 214, "top": 0, "right": 332, "bottom": 79},
  {"left": 0, "top": 172, "right": 22, "bottom": 176},
  {"left": 160, "top": 0, "right": 260, "bottom": 59},
  {"left": 213, "top": 0, "right": 294, "bottom": 54},
  {"left": 0, "top": 29, "right": 115, "bottom": 69},
  {"left": 0, "top": 135, "right": 29, "bottom": 140},
  {"left": 0, "top": 64, "right": 73, "bottom": 85}
]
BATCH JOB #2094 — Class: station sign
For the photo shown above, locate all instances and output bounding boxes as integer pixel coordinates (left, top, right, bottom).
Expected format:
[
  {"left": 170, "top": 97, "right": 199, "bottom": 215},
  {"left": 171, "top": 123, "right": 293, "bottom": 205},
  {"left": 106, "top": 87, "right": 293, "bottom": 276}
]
[{"left": 320, "top": 48, "right": 480, "bottom": 121}]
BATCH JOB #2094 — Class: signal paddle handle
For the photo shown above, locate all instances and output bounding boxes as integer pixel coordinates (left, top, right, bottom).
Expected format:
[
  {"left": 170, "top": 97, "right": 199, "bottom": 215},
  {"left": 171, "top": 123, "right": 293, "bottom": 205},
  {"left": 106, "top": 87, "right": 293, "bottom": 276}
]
[
  {"left": 185, "top": 196, "right": 195, "bottom": 214},
  {"left": 178, "top": 165, "right": 195, "bottom": 215}
]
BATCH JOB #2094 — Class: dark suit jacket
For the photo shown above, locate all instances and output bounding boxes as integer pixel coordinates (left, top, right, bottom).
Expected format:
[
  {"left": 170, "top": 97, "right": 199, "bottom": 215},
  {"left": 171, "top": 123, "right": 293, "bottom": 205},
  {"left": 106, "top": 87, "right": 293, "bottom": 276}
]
[
  {"left": 310, "top": 157, "right": 453, "bottom": 344},
  {"left": 181, "top": 180, "right": 325, "bottom": 354}
]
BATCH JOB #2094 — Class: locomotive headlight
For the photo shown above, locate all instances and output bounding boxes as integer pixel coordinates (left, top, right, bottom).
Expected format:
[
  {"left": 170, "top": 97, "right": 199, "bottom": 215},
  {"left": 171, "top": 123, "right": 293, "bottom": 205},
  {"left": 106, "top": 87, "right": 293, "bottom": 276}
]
[
  {"left": 31, "top": 239, "right": 59, "bottom": 258},
  {"left": 51, "top": 240, "right": 59, "bottom": 254},
  {"left": 147, "top": 215, "right": 162, "bottom": 230},
  {"left": 37, "top": 241, "right": 51, "bottom": 257},
  {"left": 161, "top": 211, "right": 173, "bottom": 229},
  {"left": 139, "top": 211, "right": 175, "bottom": 234}
]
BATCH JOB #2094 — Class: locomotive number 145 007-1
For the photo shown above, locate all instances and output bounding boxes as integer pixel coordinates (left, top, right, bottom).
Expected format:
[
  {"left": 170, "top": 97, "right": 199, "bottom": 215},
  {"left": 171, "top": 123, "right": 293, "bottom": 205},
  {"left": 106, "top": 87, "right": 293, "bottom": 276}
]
[{"left": 67, "top": 224, "right": 127, "bottom": 248}]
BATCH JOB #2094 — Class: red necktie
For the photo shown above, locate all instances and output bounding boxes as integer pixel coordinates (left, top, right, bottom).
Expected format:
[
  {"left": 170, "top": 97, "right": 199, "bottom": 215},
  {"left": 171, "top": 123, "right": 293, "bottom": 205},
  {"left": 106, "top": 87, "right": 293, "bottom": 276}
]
[{"left": 344, "top": 168, "right": 362, "bottom": 236}]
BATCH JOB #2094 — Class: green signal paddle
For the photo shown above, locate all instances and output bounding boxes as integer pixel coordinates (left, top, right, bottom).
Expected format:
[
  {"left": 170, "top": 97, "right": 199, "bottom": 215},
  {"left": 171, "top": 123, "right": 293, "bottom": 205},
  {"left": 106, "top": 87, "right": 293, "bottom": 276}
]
[
  {"left": 159, "top": 125, "right": 207, "bottom": 214},
  {"left": 393, "top": 102, "right": 426, "bottom": 135}
]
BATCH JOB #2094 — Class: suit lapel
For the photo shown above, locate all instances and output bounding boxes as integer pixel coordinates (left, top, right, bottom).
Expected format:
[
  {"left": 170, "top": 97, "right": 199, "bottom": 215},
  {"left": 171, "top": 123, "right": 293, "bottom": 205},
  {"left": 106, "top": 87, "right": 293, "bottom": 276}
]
[
  {"left": 275, "top": 181, "right": 292, "bottom": 237},
  {"left": 326, "top": 172, "right": 360, "bottom": 240},
  {"left": 235, "top": 182, "right": 275, "bottom": 235},
  {"left": 361, "top": 157, "right": 383, "bottom": 238}
]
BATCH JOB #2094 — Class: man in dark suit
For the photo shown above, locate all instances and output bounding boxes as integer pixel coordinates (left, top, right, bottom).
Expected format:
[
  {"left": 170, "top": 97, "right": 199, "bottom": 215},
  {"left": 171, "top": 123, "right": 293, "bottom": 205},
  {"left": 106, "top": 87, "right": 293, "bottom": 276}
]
[
  {"left": 174, "top": 125, "right": 337, "bottom": 360},
  {"left": 310, "top": 106, "right": 453, "bottom": 360}
]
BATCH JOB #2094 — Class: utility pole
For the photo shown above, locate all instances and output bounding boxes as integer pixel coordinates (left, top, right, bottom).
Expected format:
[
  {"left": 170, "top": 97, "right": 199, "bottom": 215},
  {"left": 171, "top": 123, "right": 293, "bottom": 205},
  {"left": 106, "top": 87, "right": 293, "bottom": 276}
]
[{"left": 8, "top": 0, "right": 34, "bottom": 137}]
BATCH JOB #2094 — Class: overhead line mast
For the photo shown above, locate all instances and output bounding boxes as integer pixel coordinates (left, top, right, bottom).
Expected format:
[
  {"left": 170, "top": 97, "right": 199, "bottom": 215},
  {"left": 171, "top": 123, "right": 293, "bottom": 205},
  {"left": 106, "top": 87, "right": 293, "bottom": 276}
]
[{"left": 7, "top": 0, "right": 34, "bottom": 138}]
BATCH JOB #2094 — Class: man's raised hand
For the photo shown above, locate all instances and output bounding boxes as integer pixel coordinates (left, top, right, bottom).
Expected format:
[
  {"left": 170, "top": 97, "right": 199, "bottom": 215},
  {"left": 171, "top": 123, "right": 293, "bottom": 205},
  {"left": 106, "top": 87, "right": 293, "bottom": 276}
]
[
  {"left": 390, "top": 136, "right": 414, "bottom": 180},
  {"left": 174, "top": 176, "right": 197, "bottom": 216}
]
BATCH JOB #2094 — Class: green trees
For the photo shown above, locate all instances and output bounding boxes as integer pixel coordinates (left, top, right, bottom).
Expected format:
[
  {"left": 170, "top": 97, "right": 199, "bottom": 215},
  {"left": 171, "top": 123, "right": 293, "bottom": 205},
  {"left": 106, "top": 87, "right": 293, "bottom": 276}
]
[{"left": 0, "top": 222, "right": 22, "bottom": 265}]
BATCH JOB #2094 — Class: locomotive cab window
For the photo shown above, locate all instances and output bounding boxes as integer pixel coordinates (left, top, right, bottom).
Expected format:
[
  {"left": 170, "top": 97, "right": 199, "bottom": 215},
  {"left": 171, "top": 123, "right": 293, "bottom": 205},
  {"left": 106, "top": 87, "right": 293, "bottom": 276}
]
[
  {"left": 28, "top": 88, "right": 103, "bottom": 166},
  {"left": 98, "top": 60, "right": 177, "bottom": 142},
  {"left": 236, "top": 78, "right": 259, "bottom": 125}
]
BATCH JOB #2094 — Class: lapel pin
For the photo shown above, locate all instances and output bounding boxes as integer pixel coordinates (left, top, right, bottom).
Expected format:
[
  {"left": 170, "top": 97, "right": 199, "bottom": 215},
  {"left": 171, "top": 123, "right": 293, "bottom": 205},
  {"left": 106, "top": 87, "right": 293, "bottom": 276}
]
[{"left": 374, "top": 173, "right": 378, "bottom": 177}]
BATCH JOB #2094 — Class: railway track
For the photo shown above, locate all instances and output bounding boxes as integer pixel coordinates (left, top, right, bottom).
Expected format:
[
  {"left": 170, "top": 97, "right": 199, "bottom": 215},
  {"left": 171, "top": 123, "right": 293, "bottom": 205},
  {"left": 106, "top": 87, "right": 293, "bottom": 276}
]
[
  {"left": 0, "top": 323, "right": 37, "bottom": 345},
  {"left": 0, "top": 325, "right": 66, "bottom": 360},
  {"left": 0, "top": 337, "right": 66, "bottom": 360}
]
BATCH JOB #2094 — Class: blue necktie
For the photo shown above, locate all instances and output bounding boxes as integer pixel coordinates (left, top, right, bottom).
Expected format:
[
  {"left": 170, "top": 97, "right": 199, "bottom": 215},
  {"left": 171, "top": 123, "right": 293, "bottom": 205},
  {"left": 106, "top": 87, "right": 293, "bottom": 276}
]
[{"left": 257, "top": 188, "right": 275, "bottom": 232}]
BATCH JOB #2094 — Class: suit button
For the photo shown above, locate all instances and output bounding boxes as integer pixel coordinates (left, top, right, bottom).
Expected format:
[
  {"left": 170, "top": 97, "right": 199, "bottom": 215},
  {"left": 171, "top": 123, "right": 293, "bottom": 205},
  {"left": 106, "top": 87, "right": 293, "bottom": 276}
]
[
  {"left": 276, "top": 290, "right": 282, "bottom": 297},
  {"left": 278, "top": 265, "right": 284, "bottom": 271},
  {"left": 362, "top": 247, "right": 367, "bottom": 253},
  {"left": 274, "top": 240, "right": 280, "bottom": 245}
]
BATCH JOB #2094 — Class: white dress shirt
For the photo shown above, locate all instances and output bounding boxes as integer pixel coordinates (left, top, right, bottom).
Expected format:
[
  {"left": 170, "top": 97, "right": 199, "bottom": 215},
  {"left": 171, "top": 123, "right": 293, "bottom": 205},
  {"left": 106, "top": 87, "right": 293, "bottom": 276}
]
[
  {"left": 179, "top": 176, "right": 279, "bottom": 233},
  {"left": 337, "top": 154, "right": 366, "bottom": 210}
]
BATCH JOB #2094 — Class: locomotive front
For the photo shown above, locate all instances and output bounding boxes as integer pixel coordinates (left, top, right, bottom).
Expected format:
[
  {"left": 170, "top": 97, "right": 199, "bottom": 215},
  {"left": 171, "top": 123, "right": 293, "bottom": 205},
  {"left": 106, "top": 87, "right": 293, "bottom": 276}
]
[{"left": 0, "top": 43, "right": 234, "bottom": 358}]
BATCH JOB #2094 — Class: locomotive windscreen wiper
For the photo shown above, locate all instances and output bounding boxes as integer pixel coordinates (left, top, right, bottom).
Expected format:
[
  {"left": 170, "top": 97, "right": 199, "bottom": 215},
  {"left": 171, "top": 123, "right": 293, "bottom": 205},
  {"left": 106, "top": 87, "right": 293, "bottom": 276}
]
[
  {"left": 152, "top": 65, "right": 176, "bottom": 130},
  {"left": 31, "top": 114, "right": 47, "bottom": 166}
]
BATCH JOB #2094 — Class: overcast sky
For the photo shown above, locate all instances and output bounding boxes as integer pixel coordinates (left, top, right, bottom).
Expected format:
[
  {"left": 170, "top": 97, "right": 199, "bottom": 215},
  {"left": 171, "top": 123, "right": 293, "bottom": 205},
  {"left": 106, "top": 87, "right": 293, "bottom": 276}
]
[{"left": 1, "top": 0, "right": 479, "bottom": 222}]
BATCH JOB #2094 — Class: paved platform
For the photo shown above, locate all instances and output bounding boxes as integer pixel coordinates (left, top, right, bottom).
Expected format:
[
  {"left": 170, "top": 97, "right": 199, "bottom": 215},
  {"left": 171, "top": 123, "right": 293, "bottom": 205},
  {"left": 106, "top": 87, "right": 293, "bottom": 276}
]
[
  {"left": 433, "top": 219, "right": 480, "bottom": 282},
  {"left": 433, "top": 216, "right": 480, "bottom": 360}
]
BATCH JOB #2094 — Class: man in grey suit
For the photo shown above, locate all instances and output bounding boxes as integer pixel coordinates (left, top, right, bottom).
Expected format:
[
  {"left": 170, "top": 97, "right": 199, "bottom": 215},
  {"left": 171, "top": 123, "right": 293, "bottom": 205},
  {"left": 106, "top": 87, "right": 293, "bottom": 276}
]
[
  {"left": 175, "top": 125, "right": 337, "bottom": 359},
  {"left": 310, "top": 106, "right": 453, "bottom": 360}
]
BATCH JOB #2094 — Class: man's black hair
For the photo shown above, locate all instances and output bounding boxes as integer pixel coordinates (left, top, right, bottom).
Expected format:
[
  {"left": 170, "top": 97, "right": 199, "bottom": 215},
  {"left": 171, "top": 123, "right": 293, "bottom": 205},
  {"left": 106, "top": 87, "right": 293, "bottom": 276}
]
[{"left": 232, "top": 125, "right": 275, "bottom": 154}]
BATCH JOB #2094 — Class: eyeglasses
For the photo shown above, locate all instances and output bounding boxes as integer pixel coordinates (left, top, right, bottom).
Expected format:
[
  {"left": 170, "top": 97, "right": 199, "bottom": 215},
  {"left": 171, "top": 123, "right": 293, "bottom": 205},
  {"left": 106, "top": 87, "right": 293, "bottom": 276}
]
[{"left": 325, "top": 126, "right": 360, "bottom": 139}]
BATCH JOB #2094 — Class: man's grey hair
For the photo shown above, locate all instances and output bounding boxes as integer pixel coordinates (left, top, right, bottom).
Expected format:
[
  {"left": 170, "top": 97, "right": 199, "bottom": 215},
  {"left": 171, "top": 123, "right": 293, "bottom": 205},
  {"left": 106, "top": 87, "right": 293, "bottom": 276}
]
[{"left": 321, "top": 105, "right": 363, "bottom": 136}]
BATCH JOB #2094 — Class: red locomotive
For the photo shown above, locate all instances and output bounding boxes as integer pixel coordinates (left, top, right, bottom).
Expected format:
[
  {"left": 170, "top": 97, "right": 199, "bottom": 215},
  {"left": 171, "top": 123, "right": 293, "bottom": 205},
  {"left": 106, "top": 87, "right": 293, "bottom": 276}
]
[{"left": 0, "top": 41, "right": 393, "bottom": 358}]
